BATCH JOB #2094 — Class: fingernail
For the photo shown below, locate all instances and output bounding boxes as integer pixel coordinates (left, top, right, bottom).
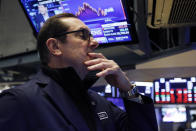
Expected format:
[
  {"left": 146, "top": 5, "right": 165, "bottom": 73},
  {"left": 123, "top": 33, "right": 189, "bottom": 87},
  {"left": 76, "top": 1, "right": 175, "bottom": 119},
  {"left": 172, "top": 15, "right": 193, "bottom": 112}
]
[
  {"left": 88, "top": 52, "right": 94, "bottom": 54},
  {"left": 87, "top": 67, "right": 92, "bottom": 70}
]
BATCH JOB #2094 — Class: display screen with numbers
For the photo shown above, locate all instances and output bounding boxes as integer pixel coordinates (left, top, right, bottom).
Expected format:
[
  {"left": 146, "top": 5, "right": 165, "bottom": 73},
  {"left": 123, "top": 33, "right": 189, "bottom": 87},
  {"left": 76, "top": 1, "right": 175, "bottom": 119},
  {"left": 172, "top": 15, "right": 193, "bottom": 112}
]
[
  {"left": 154, "top": 77, "right": 196, "bottom": 104},
  {"left": 19, "top": 0, "right": 138, "bottom": 45}
]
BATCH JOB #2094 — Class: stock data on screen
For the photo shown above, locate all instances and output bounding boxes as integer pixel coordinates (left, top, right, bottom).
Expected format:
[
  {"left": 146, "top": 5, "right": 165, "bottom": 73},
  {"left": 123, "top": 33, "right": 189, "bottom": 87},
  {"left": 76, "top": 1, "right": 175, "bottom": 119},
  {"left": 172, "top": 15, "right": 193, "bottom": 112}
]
[{"left": 154, "top": 77, "right": 196, "bottom": 104}]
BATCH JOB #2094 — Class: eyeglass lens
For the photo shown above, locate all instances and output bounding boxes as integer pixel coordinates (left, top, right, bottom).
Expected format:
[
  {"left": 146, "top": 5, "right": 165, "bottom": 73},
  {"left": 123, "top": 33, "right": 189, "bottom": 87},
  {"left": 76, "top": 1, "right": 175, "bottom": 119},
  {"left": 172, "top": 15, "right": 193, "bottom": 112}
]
[{"left": 82, "top": 29, "right": 92, "bottom": 41}]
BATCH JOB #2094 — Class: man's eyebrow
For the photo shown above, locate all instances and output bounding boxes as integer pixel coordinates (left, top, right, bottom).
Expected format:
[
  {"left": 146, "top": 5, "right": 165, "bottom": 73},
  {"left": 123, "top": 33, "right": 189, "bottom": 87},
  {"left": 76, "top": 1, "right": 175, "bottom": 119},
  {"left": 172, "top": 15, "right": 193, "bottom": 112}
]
[{"left": 79, "top": 27, "right": 90, "bottom": 31}]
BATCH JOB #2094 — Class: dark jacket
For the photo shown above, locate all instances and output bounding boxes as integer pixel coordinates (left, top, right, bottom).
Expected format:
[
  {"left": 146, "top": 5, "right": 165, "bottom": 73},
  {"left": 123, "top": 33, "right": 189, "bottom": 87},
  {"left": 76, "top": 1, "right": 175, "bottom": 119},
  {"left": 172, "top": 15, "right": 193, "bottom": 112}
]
[
  {"left": 0, "top": 68, "right": 158, "bottom": 131},
  {"left": 35, "top": 11, "right": 55, "bottom": 31}
]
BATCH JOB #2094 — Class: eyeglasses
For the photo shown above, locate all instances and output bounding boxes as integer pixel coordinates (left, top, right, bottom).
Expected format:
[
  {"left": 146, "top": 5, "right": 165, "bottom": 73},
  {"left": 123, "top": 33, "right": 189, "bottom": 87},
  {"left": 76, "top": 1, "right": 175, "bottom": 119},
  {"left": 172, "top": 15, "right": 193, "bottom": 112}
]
[{"left": 53, "top": 28, "right": 93, "bottom": 41}]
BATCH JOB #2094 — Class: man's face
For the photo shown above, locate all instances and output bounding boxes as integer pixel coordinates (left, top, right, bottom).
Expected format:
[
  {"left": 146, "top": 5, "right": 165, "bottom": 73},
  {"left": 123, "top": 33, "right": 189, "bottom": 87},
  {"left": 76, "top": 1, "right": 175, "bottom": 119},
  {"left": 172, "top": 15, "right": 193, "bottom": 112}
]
[{"left": 57, "top": 18, "right": 99, "bottom": 78}]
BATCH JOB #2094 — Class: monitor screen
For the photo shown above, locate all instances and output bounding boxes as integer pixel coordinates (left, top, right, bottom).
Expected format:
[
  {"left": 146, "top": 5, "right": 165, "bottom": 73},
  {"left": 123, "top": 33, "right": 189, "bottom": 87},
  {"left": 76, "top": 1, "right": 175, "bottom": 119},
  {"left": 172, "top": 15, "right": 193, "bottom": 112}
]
[
  {"left": 92, "top": 82, "right": 154, "bottom": 99},
  {"left": 91, "top": 84, "right": 118, "bottom": 98},
  {"left": 190, "top": 109, "right": 196, "bottom": 128},
  {"left": 161, "top": 107, "right": 187, "bottom": 123},
  {"left": 154, "top": 77, "right": 196, "bottom": 104},
  {"left": 106, "top": 97, "right": 125, "bottom": 110},
  {"left": 19, "top": 0, "right": 137, "bottom": 45},
  {"left": 135, "top": 82, "right": 154, "bottom": 99},
  {"left": 91, "top": 82, "right": 154, "bottom": 110},
  {"left": 91, "top": 85, "right": 125, "bottom": 110}
]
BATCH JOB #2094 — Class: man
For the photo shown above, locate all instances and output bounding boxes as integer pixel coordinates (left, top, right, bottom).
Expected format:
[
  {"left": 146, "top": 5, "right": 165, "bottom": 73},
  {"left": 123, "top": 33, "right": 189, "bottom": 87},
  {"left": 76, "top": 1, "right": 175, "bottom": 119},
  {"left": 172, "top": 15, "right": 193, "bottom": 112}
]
[
  {"left": 36, "top": 4, "right": 55, "bottom": 31},
  {"left": 0, "top": 13, "right": 158, "bottom": 131}
]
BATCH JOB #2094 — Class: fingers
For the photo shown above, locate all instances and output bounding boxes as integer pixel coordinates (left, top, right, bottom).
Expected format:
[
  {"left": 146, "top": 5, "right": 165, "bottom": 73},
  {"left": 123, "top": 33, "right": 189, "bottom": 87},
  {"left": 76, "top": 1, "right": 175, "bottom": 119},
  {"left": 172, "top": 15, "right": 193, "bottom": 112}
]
[
  {"left": 87, "top": 52, "right": 106, "bottom": 59},
  {"left": 86, "top": 53, "right": 131, "bottom": 91},
  {"left": 84, "top": 58, "right": 107, "bottom": 66},
  {"left": 85, "top": 52, "right": 120, "bottom": 78},
  {"left": 85, "top": 59, "right": 119, "bottom": 77},
  {"left": 85, "top": 52, "right": 109, "bottom": 70},
  {"left": 85, "top": 58, "right": 115, "bottom": 71},
  {"left": 87, "top": 61, "right": 112, "bottom": 71},
  {"left": 96, "top": 68, "right": 116, "bottom": 77}
]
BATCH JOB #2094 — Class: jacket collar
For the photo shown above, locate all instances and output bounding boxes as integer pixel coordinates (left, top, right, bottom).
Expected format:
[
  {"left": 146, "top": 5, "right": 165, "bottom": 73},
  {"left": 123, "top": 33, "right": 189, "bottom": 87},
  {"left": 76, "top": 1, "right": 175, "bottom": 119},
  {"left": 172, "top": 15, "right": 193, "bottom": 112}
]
[
  {"left": 34, "top": 70, "right": 90, "bottom": 131},
  {"left": 39, "top": 66, "right": 99, "bottom": 92}
]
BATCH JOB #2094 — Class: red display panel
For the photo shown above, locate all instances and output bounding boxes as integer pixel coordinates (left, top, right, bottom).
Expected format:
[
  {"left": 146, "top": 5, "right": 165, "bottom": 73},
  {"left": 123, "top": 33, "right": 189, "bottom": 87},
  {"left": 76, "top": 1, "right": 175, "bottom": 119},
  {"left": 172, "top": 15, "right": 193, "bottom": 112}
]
[{"left": 154, "top": 77, "right": 196, "bottom": 104}]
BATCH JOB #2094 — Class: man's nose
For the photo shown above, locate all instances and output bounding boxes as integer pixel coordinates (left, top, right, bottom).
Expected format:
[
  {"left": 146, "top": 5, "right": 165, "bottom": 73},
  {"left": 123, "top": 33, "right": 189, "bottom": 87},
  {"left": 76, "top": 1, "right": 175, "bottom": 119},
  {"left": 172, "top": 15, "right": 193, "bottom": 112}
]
[{"left": 89, "top": 37, "right": 99, "bottom": 49}]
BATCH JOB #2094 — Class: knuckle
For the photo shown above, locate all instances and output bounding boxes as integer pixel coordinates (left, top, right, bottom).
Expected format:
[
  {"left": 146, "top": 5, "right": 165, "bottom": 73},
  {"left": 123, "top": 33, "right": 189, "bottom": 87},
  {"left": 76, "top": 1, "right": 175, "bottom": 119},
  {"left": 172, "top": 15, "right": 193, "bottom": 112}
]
[
  {"left": 109, "top": 60, "right": 116, "bottom": 64},
  {"left": 102, "top": 63, "right": 106, "bottom": 67},
  {"left": 98, "top": 58, "right": 104, "bottom": 62},
  {"left": 114, "top": 66, "right": 120, "bottom": 71},
  {"left": 98, "top": 53, "right": 103, "bottom": 56}
]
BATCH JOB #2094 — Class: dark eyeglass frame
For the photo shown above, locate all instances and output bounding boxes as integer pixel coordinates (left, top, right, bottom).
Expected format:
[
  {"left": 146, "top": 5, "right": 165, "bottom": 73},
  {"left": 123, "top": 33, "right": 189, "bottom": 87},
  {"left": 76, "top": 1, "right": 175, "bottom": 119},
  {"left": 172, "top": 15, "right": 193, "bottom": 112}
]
[{"left": 52, "top": 28, "right": 93, "bottom": 41}]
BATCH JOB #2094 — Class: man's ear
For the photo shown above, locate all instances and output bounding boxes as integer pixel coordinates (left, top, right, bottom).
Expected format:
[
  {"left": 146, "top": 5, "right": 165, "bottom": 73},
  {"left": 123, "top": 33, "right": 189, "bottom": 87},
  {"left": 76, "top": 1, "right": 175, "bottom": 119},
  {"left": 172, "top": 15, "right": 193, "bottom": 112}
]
[{"left": 46, "top": 38, "right": 62, "bottom": 56}]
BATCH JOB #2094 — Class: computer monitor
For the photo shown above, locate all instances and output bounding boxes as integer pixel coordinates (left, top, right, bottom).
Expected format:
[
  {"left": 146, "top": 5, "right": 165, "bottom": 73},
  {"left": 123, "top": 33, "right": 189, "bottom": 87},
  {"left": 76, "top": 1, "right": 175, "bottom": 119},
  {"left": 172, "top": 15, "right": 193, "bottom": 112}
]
[
  {"left": 91, "top": 84, "right": 117, "bottom": 98},
  {"left": 154, "top": 77, "right": 196, "bottom": 104},
  {"left": 91, "top": 81, "right": 154, "bottom": 110},
  {"left": 106, "top": 97, "right": 125, "bottom": 110},
  {"left": 91, "top": 85, "right": 125, "bottom": 110},
  {"left": 135, "top": 82, "right": 154, "bottom": 99},
  {"left": 190, "top": 109, "right": 196, "bottom": 128},
  {"left": 19, "top": 0, "right": 138, "bottom": 45},
  {"left": 92, "top": 82, "right": 154, "bottom": 99},
  {"left": 161, "top": 106, "right": 187, "bottom": 123}
]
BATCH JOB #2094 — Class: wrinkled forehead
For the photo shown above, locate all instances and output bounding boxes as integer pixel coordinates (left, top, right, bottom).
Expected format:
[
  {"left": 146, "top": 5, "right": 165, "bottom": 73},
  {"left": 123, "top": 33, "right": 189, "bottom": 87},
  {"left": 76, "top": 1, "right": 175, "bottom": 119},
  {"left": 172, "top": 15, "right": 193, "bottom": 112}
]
[{"left": 60, "top": 17, "right": 90, "bottom": 31}]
